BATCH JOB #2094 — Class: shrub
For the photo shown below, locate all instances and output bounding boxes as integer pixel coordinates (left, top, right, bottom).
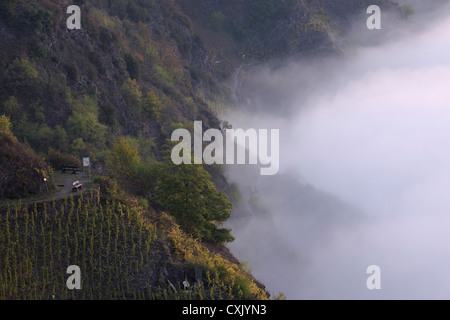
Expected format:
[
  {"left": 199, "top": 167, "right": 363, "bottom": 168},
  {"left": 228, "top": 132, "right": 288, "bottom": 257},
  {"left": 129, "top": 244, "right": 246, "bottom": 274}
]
[
  {"left": 46, "top": 148, "right": 82, "bottom": 170},
  {"left": 142, "top": 90, "right": 163, "bottom": 120},
  {"left": 64, "top": 63, "right": 79, "bottom": 84},
  {"left": 208, "top": 12, "right": 226, "bottom": 31},
  {"left": 0, "top": 130, "right": 53, "bottom": 199},
  {"left": 8, "top": 57, "right": 39, "bottom": 83},
  {"left": 138, "top": 197, "right": 149, "bottom": 210},
  {"left": 122, "top": 79, "right": 142, "bottom": 117},
  {"left": 0, "top": 114, "right": 12, "bottom": 132},
  {"left": 106, "top": 137, "right": 141, "bottom": 177},
  {"left": 20, "top": 4, "right": 53, "bottom": 33},
  {"left": 66, "top": 96, "right": 107, "bottom": 153},
  {"left": 124, "top": 53, "right": 140, "bottom": 80}
]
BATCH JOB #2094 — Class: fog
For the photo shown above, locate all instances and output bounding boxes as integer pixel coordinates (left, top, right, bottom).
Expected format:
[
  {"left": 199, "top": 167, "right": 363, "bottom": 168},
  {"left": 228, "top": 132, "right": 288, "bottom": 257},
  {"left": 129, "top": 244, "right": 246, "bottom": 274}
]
[{"left": 223, "top": 1, "right": 450, "bottom": 299}]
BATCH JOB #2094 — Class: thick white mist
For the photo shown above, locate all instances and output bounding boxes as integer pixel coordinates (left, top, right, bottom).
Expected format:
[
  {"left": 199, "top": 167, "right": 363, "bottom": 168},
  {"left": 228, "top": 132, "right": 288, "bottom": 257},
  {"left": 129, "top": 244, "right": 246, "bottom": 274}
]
[
  {"left": 291, "top": 9, "right": 450, "bottom": 216},
  {"left": 225, "top": 3, "right": 450, "bottom": 299}
]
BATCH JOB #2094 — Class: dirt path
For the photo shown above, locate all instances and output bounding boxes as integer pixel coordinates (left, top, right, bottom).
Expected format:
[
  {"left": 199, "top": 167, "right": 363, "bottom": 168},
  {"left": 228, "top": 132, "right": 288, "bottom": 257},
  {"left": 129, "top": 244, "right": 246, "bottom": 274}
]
[
  {"left": 32, "top": 173, "right": 91, "bottom": 204},
  {"left": 0, "top": 173, "right": 92, "bottom": 209}
]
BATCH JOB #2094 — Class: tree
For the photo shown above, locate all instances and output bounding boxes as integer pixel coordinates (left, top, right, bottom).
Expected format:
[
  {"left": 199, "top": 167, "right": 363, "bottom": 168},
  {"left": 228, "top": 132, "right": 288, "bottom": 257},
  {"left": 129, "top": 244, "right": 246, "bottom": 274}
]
[
  {"left": 124, "top": 53, "right": 140, "bottom": 80},
  {"left": 67, "top": 110, "right": 107, "bottom": 150},
  {"left": 142, "top": 90, "right": 163, "bottom": 120},
  {"left": 70, "top": 138, "right": 88, "bottom": 158},
  {"left": 0, "top": 115, "right": 12, "bottom": 132},
  {"left": 122, "top": 79, "right": 142, "bottom": 117},
  {"left": 7, "top": 57, "right": 39, "bottom": 85},
  {"left": 107, "top": 137, "right": 141, "bottom": 176},
  {"left": 208, "top": 12, "right": 226, "bottom": 31},
  {"left": 2, "top": 96, "right": 25, "bottom": 126},
  {"left": 20, "top": 5, "right": 53, "bottom": 33},
  {"left": 155, "top": 158, "right": 234, "bottom": 243}
]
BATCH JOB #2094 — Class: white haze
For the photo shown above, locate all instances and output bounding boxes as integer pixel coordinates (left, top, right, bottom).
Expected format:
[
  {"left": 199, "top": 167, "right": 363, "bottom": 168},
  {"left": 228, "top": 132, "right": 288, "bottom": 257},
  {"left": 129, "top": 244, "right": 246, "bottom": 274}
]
[{"left": 223, "top": 2, "right": 450, "bottom": 299}]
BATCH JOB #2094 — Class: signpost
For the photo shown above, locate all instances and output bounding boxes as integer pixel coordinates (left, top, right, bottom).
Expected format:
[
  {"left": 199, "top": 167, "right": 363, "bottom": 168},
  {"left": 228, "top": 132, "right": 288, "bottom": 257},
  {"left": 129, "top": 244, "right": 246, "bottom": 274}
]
[{"left": 83, "top": 157, "right": 91, "bottom": 180}]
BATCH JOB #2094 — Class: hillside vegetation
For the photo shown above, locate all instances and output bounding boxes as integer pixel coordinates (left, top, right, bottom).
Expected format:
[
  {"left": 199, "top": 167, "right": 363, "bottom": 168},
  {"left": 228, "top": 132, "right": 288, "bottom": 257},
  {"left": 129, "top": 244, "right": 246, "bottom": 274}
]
[
  {"left": 0, "top": 0, "right": 399, "bottom": 300},
  {"left": 0, "top": 117, "right": 53, "bottom": 199},
  {"left": 0, "top": 189, "right": 267, "bottom": 300}
]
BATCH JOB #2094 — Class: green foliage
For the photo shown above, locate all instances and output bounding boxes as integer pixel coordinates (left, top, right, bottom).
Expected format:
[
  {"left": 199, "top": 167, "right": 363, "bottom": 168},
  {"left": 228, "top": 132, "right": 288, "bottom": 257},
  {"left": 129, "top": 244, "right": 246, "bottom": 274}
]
[
  {"left": 0, "top": 115, "right": 12, "bottom": 132},
  {"left": 67, "top": 111, "right": 107, "bottom": 150},
  {"left": 122, "top": 79, "right": 142, "bottom": 117},
  {"left": 137, "top": 197, "right": 149, "bottom": 210},
  {"left": 0, "top": 130, "right": 53, "bottom": 199},
  {"left": 142, "top": 90, "right": 164, "bottom": 120},
  {"left": 52, "top": 125, "right": 70, "bottom": 154},
  {"left": 46, "top": 148, "right": 82, "bottom": 170},
  {"left": 7, "top": 57, "right": 39, "bottom": 84},
  {"left": 124, "top": 135, "right": 156, "bottom": 162},
  {"left": 19, "top": 4, "right": 53, "bottom": 33},
  {"left": 155, "top": 158, "right": 234, "bottom": 243},
  {"left": 91, "top": 7, "right": 117, "bottom": 28},
  {"left": 307, "top": 8, "right": 332, "bottom": 33},
  {"left": 134, "top": 161, "right": 160, "bottom": 195},
  {"left": 64, "top": 64, "right": 79, "bottom": 84},
  {"left": 124, "top": 53, "right": 140, "bottom": 80},
  {"left": 31, "top": 40, "right": 48, "bottom": 58},
  {"left": 26, "top": 125, "right": 53, "bottom": 152},
  {"left": 107, "top": 137, "right": 141, "bottom": 176},
  {"left": 163, "top": 213, "right": 267, "bottom": 299},
  {"left": 66, "top": 95, "right": 108, "bottom": 158},
  {"left": 0, "top": 0, "right": 268, "bottom": 298},
  {"left": 70, "top": 138, "right": 88, "bottom": 159},
  {"left": 208, "top": 11, "right": 226, "bottom": 31},
  {"left": 401, "top": 4, "right": 414, "bottom": 19},
  {"left": 154, "top": 65, "right": 175, "bottom": 87},
  {"left": 2, "top": 97, "right": 23, "bottom": 125}
]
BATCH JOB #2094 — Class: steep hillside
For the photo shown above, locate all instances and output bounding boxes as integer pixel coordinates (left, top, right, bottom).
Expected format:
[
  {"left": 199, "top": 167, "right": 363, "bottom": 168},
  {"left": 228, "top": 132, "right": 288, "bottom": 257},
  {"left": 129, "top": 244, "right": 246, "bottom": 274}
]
[
  {"left": 0, "top": 0, "right": 223, "bottom": 165},
  {"left": 0, "top": 0, "right": 400, "bottom": 182},
  {"left": 0, "top": 0, "right": 267, "bottom": 300},
  {"left": 0, "top": 0, "right": 401, "bottom": 301}
]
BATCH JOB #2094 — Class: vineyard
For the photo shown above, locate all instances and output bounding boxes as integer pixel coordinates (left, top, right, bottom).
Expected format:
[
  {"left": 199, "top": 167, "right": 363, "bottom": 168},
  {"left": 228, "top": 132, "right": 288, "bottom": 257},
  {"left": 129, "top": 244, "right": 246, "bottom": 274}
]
[{"left": 0, "top": 189, "right": 268, "bottom": 300}]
